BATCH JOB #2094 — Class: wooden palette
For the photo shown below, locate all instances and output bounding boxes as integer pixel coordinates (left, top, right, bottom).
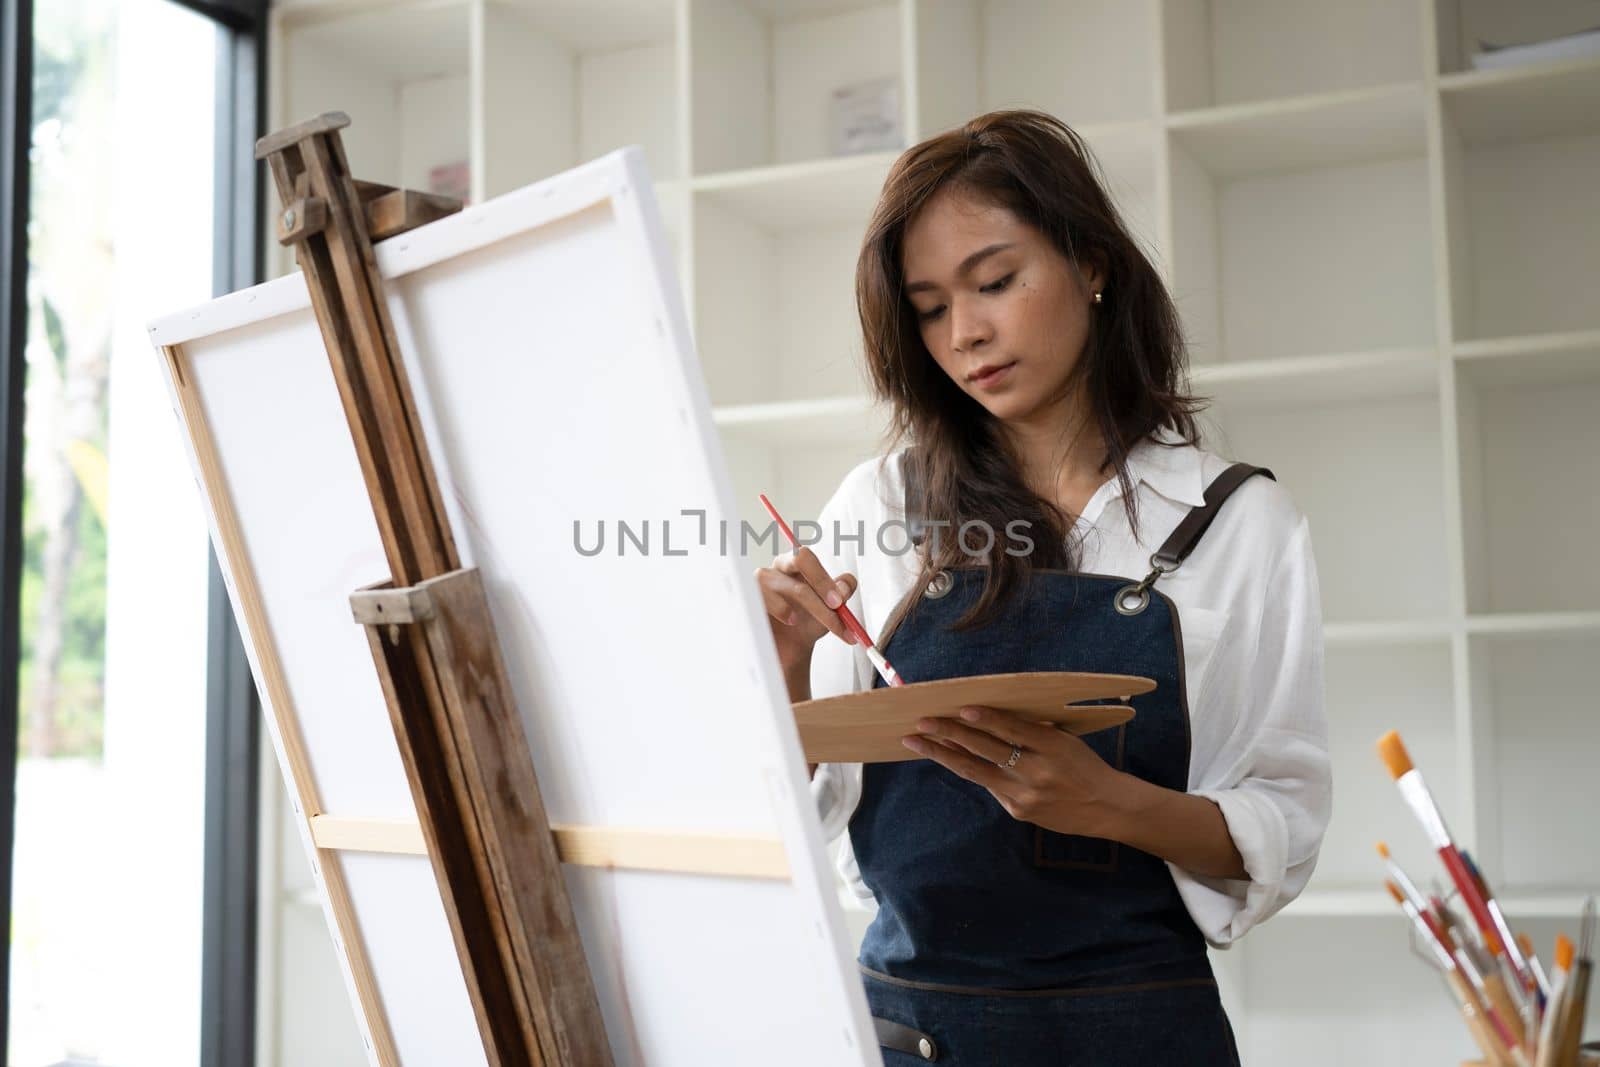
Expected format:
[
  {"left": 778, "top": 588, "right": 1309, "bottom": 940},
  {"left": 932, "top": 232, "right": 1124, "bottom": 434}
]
[{"left": 794, "top": 671, "right": 1156, "bottom": 764}]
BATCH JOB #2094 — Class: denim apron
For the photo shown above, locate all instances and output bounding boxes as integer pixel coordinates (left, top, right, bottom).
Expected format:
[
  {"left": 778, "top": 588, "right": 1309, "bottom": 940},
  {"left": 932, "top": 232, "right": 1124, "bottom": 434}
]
[{"left": 849, "top": 458, "right": 1273, "bottom": 1065}]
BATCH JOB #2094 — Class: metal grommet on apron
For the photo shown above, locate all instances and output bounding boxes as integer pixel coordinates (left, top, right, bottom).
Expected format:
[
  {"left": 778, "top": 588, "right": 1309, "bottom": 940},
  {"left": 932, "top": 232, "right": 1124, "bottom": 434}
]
[
  {"left": 1112, "top": 584, "right": 1150, "bottom": 615},
  {"left": 1114, "top": 555, "right": 1178, "bottom": 617},
  {"left": 923, "top": 569, "right": 954, "bottom": 599}
]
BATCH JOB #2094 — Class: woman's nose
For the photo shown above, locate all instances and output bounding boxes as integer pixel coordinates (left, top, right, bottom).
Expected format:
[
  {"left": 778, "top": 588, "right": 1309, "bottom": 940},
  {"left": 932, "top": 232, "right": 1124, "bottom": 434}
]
[{"left": 950, "top": 298, "right": 992, "bottom": 353}]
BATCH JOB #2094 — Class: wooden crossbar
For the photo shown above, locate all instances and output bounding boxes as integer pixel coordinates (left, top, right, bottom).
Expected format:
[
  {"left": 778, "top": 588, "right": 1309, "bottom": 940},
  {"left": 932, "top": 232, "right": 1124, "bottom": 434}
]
[{"left": 308, "top": 816, "right": 792, "bottom": 881}]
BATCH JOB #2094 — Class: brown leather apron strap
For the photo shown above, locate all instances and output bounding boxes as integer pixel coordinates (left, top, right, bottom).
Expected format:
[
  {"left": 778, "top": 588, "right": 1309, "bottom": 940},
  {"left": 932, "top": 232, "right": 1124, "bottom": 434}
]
[
  {"left": 901, "top": 448, "right": 931, "bottom": 548},
  {"left": 873, "top": 1015, "right": 940, "bottom": 1061},
  {"left": 1151, "top": 462, "right": 1274, "bottom": 571}
]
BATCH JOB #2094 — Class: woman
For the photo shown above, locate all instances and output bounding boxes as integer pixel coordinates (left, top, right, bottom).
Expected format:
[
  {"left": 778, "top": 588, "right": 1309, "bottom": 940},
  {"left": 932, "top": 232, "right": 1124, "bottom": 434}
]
[{"left": 754, "top": 110, "right": 1330, "bottom": 1065}]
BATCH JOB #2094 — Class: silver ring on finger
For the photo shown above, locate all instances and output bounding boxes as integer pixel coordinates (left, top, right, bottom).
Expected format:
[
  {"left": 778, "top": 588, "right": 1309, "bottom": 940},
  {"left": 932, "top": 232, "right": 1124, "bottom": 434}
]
[{"left": 1001, "top": 744, "right": 1022, "bottom": 769}]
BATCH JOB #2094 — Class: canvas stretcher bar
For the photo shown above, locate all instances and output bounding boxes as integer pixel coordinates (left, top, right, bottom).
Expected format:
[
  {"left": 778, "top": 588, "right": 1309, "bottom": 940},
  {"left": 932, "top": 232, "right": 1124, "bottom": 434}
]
[{"left": 159, "top": 339, "right": 405, "bottom": 1065}]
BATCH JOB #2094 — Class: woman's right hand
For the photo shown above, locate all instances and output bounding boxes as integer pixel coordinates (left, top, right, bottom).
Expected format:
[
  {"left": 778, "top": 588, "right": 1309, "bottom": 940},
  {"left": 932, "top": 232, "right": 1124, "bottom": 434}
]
[{"left": 754, "top": 547, "right": 858, "bottom": 688}]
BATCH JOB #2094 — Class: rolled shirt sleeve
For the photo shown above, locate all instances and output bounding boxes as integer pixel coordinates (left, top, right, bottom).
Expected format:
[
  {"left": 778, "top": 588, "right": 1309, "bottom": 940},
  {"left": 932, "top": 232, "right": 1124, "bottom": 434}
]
[{"left": 1172, "top": 516, "right": 1333, "bottom": 947}]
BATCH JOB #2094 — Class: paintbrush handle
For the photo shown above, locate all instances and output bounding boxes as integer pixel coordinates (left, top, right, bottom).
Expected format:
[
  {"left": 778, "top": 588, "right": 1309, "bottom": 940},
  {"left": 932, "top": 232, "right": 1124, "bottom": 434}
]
[
  {"left": 1535, "top": 972, "right": 1566, "bottom": 1067},
  {"left": 1450, "top": 969, "right": 1517, "bottom": 1067},
  {"left": 1484, "top": 973, "right": 1529, "bottom": 1049},
  {"left": 1557, "top": 961, "right": 1592, "bottom": 1066}
]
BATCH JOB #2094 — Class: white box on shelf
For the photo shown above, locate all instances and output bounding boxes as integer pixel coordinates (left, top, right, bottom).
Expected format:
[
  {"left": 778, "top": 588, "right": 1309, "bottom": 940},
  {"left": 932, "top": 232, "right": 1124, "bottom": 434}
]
[
  {"left": 426, "top": 159, "right": 469, "bottom": 202},
  {"left": 830, "top": 76, "right": 902, "bottom": 156},
  {"left": 1468, "top": 25, "right": 1600, "bottom": 70}
]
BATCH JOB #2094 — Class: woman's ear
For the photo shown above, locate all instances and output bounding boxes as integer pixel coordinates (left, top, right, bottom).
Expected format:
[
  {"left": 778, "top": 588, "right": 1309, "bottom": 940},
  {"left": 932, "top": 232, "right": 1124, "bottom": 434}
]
[{"left": 1077, "top": 253, "right": 1108, "bottom": 297}]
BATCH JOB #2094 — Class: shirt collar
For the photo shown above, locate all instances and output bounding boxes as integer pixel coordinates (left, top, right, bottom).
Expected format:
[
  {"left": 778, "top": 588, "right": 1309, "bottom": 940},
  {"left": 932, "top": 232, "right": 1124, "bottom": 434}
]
[{"left": 1124, "top": 429, "right": 1208, "bottom": 509}]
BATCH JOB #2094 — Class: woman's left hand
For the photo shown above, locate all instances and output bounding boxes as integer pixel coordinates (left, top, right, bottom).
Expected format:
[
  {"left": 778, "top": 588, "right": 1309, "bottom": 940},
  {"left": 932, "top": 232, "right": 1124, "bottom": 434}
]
[{"left": 902, "top": 705, "right": 1127, "bottom": 839}]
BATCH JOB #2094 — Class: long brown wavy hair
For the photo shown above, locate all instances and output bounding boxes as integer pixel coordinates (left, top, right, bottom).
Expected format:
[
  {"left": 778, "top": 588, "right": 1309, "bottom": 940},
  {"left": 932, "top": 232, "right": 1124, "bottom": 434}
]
[{"left": 856, "top": 109, "right": 1206, "bottom": 628}]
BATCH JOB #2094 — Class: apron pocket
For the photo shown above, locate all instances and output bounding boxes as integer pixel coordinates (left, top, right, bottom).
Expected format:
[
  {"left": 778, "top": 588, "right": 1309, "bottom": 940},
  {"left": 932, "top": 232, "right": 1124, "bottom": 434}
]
[
  {"left": 1032, "top": 723, "right": 1125, "bottom": 872},
  {"left": 1032, "top": 829, "right": 1118, "bottom": 870}
]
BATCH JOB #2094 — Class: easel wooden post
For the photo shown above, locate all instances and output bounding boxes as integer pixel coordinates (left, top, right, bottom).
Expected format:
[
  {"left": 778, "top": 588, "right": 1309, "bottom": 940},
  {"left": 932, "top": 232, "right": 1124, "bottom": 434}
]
[{"left": 255, "top": 111, "right": 615, "bottom": 1067}]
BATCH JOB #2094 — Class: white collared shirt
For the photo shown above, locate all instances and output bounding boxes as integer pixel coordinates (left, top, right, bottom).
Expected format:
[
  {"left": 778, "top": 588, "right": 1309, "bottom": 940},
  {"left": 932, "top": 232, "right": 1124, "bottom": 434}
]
[{"left": 806, "top": 433, "right": 1331, "bottom": 948}]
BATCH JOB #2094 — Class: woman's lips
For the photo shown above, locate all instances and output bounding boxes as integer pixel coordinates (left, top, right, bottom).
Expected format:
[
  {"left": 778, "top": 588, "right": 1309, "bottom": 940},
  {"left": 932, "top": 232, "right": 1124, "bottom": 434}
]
[{"left": 969, "top": 361, "right": 1017, "bottom": 389}]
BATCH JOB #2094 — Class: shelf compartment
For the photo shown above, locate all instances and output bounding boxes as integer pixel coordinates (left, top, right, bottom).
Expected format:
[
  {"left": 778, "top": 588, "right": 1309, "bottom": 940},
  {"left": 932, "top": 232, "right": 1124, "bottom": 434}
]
[
  {"left": 273, "top": 0, "right": 682, "bottom": 207},
  {"left": 979, "top": 0, "right": 1158, "bottom": 123},
  {"left": 1203, "top": 377, "right": 1452, "bottom": 624},
  {"left": 984, "top": 2, "right": 1158, "bottom": 124},
  {"left": 688, "top": 0, "right": 903, "bottom": 176},
  {"left": 476, "top": 0, "right": 680, "bottom": 199},
  {"left": 910, "top": 0, "right": 1159, "bottom": 135},
  {"left": 1161, "top": 0, "right": 1425, "bottom": 112},
  {"left": 1453, "top": 338, "right": 1600, "bottom": 615},
  {"left": 1468, "top": 630, "right": 1600, "bottom": 893},
  {"left": 1313, "top": 641, "right": 1461, "bottom": 892},
  {"left": 1438, "top": 70, "right": 1600, "bottom": 341},
  {"left": 1168, "top": 112, "right": 1435, "bottom": 365},
  {"left": 691, "top": 187, "right": 871, "bottom": 408},
  {"left": 904, "top": 5, "right": 1163, "bottom": 263},
  {"left": 275, "top": 1, "right": 472, "bottom": 196}
]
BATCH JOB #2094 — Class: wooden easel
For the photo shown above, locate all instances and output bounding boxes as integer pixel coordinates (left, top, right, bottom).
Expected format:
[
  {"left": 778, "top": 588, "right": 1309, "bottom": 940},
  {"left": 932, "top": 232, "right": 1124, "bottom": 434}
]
[{"left": 255, "top": 112, "right": 612, "bottom": 1067}]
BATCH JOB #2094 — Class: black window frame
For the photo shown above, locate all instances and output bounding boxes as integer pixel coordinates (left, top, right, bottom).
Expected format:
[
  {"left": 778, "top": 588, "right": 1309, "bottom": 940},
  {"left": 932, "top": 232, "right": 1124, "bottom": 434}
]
[
  {"left": 197, "top": 3, "right": 269, "bottom": 1065},
  {"left": 0, "top": 0, "right": 269, "bottom": 1062},
  {"left": 0, "top": 0, "right": 31, "bottom": 1048}
]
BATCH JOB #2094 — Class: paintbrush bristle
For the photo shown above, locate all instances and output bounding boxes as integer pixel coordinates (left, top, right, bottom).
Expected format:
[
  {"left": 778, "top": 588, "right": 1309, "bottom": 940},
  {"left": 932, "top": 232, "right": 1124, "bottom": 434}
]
[
  {"left": 1376, "top": 730, "right": 1413, "bottom": 779},
  {"left": 1377, "top": 841, "right": 1391, "bottom": 859},
  {"left": 1557, "top": 934, "right": 1575, "bottom": 972}
]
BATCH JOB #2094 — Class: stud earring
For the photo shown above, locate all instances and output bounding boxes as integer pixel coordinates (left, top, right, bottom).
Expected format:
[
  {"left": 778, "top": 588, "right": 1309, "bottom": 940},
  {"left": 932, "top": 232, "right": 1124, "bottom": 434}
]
[{"left": 1091, "top": 290, "right": 1103, "bottom": 305}]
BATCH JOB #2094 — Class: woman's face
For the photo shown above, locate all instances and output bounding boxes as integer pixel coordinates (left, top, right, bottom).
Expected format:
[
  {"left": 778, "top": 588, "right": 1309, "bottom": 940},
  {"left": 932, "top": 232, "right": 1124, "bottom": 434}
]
[{"left": 901, "top": 186, "right": 1101, "bottom": 426}]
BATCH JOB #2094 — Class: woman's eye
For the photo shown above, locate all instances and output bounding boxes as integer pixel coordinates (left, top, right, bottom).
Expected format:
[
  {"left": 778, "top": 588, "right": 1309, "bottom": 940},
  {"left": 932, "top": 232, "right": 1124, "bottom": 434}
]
[
  {"left": 917, "top": 305, "right": 945, "bottom": 323},
  {"left": 981, "top": 273, "right": 1014, "bottom": 294}
]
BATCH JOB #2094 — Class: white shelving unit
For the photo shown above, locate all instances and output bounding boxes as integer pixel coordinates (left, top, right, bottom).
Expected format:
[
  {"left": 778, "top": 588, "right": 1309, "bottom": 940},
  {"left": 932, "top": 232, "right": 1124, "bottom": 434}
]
[{"left": 262, "top": 0, "right": 1600, "bottom": 1062}]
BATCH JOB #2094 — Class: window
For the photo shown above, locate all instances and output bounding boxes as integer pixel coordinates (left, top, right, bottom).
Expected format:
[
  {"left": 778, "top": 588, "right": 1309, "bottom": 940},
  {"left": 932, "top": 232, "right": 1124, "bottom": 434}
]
[{"left": 8, "top": 1, "right": 226, "bottom": 1062}]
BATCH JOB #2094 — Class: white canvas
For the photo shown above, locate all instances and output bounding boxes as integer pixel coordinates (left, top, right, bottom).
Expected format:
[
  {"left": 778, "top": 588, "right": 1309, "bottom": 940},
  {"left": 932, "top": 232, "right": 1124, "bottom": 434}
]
[{"left": 148, "top": 147, "right": 880, "bottom": 1066}]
